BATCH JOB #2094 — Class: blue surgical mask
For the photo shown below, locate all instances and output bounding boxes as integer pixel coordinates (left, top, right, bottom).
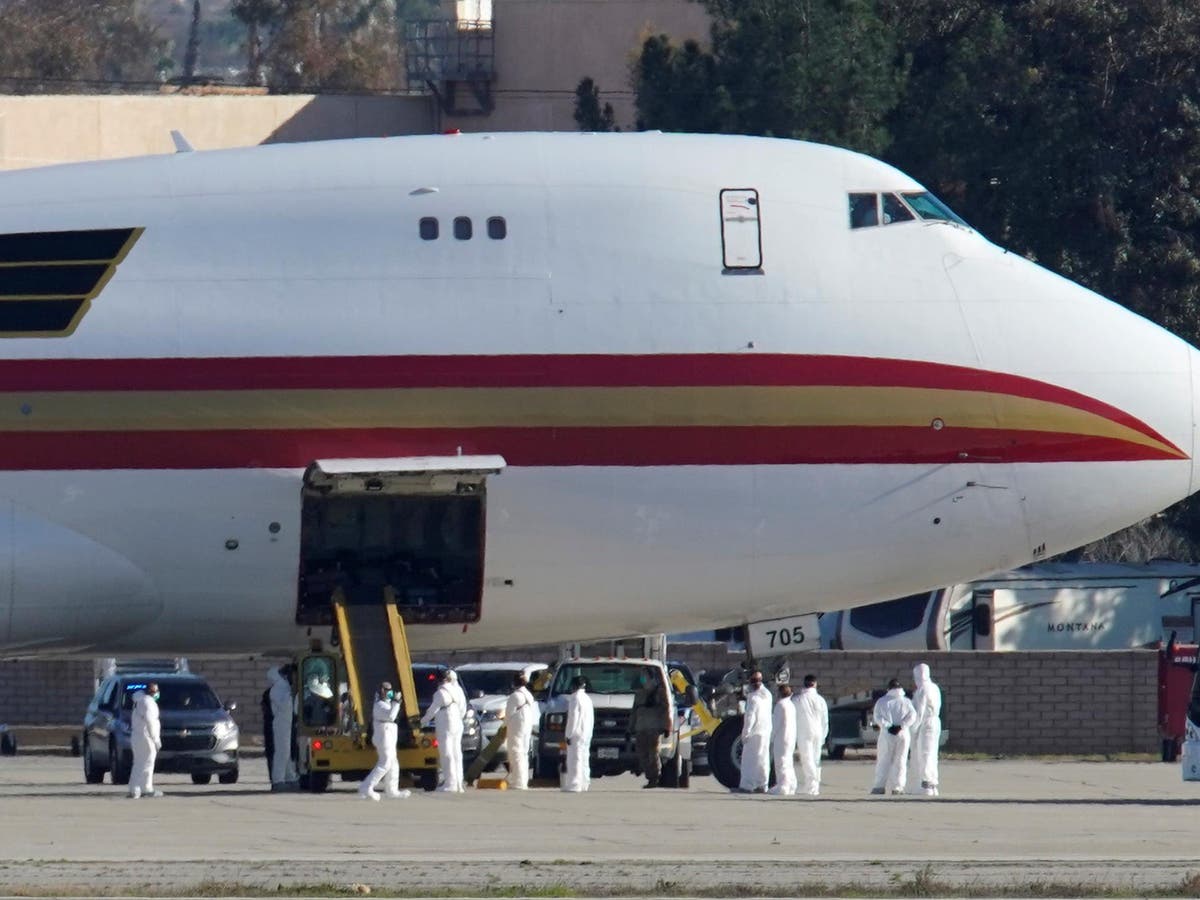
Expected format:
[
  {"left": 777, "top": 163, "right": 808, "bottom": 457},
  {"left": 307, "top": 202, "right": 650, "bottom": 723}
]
[
  {"left": 152, "top": 692, "right": 160, "bottom": 701},
  {"left": 386, "top": 690, "right": 395, "bottom": 700}
]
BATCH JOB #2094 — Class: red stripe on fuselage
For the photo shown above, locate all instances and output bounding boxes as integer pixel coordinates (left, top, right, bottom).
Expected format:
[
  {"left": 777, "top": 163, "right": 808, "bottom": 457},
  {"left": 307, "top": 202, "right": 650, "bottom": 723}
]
[
  {"left": 0, "top": 426, "right": 1177, "bottom": 471},
  {"left": 0, "top": 353, "right": 1173, "bottom": 448}
]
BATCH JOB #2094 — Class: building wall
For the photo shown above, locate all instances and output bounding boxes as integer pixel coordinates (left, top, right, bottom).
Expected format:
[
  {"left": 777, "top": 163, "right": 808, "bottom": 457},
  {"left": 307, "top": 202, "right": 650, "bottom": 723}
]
[
  {"left": 0, "top": 93, "right": 433, "bottom": 170},
  {"left": 0, "top": 648, "right": 1161, "bottom": 756},
  {"left": 442, "top": 0, "right": 711, "bottom": 133}
]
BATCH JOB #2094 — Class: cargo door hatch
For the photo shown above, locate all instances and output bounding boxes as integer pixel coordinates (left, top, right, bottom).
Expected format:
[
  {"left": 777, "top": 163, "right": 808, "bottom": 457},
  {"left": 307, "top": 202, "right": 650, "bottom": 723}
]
[{"left": 297, "top": 455, "right": 504, "bottom": 627}]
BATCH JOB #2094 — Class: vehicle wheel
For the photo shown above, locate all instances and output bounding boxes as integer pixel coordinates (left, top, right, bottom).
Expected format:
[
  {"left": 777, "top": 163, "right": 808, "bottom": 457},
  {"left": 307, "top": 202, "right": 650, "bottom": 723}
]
[
  {"left": 417, "top": 771, "right": 438, "bottom": 792},
  {"left": 536, "top": 752, "right": 560, "bottom": 781},
  {"left": 1163, "top": 738, "right": 1180, "bottom": 763},
  {"left": 191, "top": 773, "right": 213, "bottom": 785},
  {"left": 0, "top": 732, "right": 16, "bottom": 756},
  {"left": 83, "top": 738, "right": 105, "bottom": 784},
  {"left": 830, "top": 745, "right": 847, "bottom": 761},
  {"left": 218, "top": 766, "right": 239, "bottom": 785},
  {"left": 109, "top": 740, "right": 131, "bottom": 785},
  {"left": 306, "top": 772, "right": 330, "bottom": 793},
  {"left": 709, "top": 716, "right": 743, "bottom": 790},
  {"left": 660, "top": 749, "right": 682, "bottom": 788}
]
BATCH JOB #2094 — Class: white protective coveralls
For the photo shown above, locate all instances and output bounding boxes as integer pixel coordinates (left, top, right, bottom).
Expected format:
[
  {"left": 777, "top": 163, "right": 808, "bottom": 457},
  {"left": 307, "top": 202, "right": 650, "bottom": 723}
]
[
  {"left": 128, "top": 690, "right": 162, "bottom": 798},
  {"left": 768, "top": 695, "right": 797, "bottom": 795},
  {"left": 908, "top": 663, "right": 942, "bottom": 796},
  {"left": 360, "top": 696, "right": 409, "bottom": 799},
  {"left": 561, "top": 686, "right": 594, "bottom": 792},
  {"left": 421, "top": 673, "right": 466, "bottom": 792},
  {"left": 793, "top": 686, "right": 830, "bottom": 796},
  {"left": 504, "top": 684, "right": 538, "bottom": 790},
  {"left": 267, "top": 666, "right": 298, "bottom": 786},
  {"left": 738, "top": 684, "right": 773, "bottom": 792},
  {"left": 871, "top": 687, "right": 917, "bottom": 794}
]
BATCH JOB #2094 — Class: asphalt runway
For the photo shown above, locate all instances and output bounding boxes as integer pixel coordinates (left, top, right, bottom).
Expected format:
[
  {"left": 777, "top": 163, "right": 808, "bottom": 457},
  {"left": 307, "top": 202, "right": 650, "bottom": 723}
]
[{"left": 1, "top": 754, "right": 1199, "bottom": 897}]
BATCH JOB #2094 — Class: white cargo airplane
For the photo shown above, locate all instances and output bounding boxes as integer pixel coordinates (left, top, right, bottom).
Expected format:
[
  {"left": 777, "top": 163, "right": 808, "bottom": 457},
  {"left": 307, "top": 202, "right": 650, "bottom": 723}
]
[{"left": 0, "top": 131, "right": 1196, "bottom": 657}]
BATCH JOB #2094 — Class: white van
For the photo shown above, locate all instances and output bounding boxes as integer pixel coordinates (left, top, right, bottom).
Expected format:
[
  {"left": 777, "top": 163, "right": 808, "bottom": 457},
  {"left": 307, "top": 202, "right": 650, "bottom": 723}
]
[{"left": 827, "top": 561, "right": 1200, "bottom": 651}]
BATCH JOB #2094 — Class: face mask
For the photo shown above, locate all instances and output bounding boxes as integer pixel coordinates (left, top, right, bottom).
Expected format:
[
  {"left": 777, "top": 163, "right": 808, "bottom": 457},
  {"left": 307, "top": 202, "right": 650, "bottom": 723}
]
[
  {"left": 152, "top": 692, "right": 160, "bottom": 701},
  {"left": 385, "top": 690, "right": 395, "bottom": 700}
]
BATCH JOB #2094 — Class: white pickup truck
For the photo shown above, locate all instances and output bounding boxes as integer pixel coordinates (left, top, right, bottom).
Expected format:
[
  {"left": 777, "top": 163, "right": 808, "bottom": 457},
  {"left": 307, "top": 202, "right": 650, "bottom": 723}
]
[{"left": 536, "top": 657, "right": 693, "bottom": 786}]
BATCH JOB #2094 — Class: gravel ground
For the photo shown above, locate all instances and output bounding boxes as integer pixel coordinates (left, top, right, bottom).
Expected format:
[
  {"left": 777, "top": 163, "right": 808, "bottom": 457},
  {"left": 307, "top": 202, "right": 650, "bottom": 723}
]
[{"left": 1, "top": 755, "right": 1198, "bottom": 897}]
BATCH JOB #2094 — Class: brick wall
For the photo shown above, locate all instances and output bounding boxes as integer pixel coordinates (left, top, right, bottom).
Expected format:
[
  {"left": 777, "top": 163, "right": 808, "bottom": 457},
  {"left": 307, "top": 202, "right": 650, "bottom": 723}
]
[{"left": 0, "top": 648, "right": 1160, "bottom": 755}]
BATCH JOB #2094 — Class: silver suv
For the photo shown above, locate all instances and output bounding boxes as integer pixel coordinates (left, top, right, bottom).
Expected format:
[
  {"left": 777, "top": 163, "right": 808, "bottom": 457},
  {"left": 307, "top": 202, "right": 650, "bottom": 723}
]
[{"left": 82, "top": 673, "right": 239, "bottom": 786}]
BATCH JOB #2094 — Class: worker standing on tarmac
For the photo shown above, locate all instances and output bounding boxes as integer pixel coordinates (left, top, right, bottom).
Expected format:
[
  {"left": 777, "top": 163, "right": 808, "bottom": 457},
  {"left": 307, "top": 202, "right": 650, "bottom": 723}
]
[
  {"left": 793, "top": 673, "right": 830, "bottom": 797},
  {"left": 632, "top": 670, "right": 672, "bottom": 788},
  {"left": 870, "top": 678, "right": 917, "bottom": 795},
  {"left": 737, "top": 671, "right": 772, "bottom": 793},
  {"left": 128, "top": 682, "right": 162, "bottom": 799},
  {"left": 768, "top": 684, "right": 797, "bottom": 795},
  {"left": 421, "top": 669, "right": 466, "bottom": 792},
  {"left": 561, "top": 676, "right": 594, "bottom": 792},
  {"left": 504, "top": 673, "right": 537, "bottom": 790},
  {"left": 261, "top": 671, "right": 275, "bottom": 783},
  {"left": 908, "top": 663, "right": 942, "bottom": 797},
  {"left": 267, "top": 664, "right": 299, "bottom": 792},
  {"left": 359, "top": 681, "right": 411, "bottom": 801}
]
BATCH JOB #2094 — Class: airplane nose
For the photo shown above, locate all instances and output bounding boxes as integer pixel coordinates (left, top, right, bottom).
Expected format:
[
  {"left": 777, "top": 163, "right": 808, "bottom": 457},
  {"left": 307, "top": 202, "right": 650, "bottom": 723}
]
[{"left": 942, "top": 242, "right": 1200, "bottom": 553}]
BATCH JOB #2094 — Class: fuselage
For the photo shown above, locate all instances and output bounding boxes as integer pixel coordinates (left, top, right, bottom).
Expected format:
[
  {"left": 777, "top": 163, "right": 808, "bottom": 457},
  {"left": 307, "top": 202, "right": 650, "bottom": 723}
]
[{"left": 0, "top": 131, "right": 1195, "bottom": 656}]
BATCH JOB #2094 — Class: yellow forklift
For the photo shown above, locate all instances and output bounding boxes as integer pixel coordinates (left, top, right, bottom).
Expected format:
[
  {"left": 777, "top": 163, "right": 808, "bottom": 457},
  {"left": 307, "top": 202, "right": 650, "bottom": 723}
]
[{"left": 292, "top": 586, "right": 439, "bottom": 792}]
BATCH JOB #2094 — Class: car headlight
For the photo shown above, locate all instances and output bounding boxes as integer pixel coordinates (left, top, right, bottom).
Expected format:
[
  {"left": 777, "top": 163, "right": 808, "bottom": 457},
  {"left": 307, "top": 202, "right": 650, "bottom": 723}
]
[
  {"left": 481, "top": 710, "right": 501, "bottom": 723},
  {"left": 213, "top": 721, "right": 239, "bottom": 741}
]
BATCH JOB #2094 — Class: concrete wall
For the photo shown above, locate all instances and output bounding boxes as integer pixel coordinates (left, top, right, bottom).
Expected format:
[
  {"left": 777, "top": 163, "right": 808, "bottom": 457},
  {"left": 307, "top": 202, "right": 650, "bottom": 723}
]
[
  {"left": 0, "top": 648, "right": 1161, "bottom": 755},
  {"left": 443, "top": 0, "right": 711, "bottom": 133},
  {"left": 0, "top": 93, "right": 433, "bottom": 170}
]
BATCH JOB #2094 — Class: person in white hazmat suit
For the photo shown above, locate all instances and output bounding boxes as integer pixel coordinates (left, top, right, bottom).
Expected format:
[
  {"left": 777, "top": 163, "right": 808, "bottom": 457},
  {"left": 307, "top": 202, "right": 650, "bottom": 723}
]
[
  {"left": 359, "top": 681, "right": 412, "bottom": 800},
  {"left": 870, "top": 678, "right": 917, "bottom": 795},
  {"left": 793, "top": 673, "right": 830, "bottom": 796},
  {"left": 267, "top": 664, "right": 299, "bottom": 791},
  {"left": 561, "top": 676, "right": 594, "bottom": 792},
  {"left": 504, "top": 672, "right": 538, "bottom": 790},
  {"left": 768, "top": 683, "right": 797, "bottom": 795},
  {"left": 908, "top": 663, "right": 942, "bottom": 796},
  {"left": 738, "top": 671, "right": 772, "bottom": 793},
  {"left": 421, "top": 669, "right": 467, "bottom": 792},
  {"left": 128, "top": 683, "right": 162, "bottom": 799}
]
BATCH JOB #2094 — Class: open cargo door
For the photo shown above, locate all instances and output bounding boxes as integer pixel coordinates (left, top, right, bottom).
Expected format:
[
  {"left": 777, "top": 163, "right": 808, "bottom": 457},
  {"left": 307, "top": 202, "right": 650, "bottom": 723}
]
[{"left": 297, "top": 456, "right": 505, "bottom": 627}]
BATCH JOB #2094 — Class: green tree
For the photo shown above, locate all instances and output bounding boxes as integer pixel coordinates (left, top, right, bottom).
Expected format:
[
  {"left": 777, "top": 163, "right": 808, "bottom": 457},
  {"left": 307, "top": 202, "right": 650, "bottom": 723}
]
[
  {"left": 265, "top": 0, "right": 401, "bottom": 93},
  {"left": 886, "top": 1, "right": 1200, "bottom": 346},
  {"left": 0, "top": 0, "right": 165, "bottom": 88},
  {"left": 573, "top": 77, "right": 618, "bottom": 131},
  {"left": 634, "top": 0, "right": 907, "bottom": 154},
  {"left": 232, "top": 0, "right": 282, "bottom": 85}
]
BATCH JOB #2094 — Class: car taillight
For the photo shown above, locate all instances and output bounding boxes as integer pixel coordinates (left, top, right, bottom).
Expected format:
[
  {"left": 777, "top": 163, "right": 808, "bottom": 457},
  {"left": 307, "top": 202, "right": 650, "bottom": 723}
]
[{"left": 312, "top": 740, "right": 323, "bottom": 751}]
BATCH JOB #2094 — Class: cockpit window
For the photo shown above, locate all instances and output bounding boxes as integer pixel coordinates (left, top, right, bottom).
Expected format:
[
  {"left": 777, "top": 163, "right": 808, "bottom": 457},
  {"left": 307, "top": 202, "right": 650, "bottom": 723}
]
[
  {"left": 882, "top": 193, "right": 915, "bottom": 225},
  {"left": 848, "top": 193, "right": 878, "bottom": 229},
  {"left": 901, "top": 192, "right": 967, "bottom": 226}
]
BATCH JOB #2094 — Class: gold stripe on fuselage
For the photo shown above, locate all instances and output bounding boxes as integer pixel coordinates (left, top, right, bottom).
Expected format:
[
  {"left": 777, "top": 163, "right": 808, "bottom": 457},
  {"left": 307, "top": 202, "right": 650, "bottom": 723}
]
[{"left": 0, "top": 384, "right": 1181, "bottom": 458}]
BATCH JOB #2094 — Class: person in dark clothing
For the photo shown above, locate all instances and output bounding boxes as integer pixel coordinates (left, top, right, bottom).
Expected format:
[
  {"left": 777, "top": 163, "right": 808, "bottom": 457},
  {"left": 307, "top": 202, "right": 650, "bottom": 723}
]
[
  {"left": 632, "top": 672, "right": 672, "bottom": 788},
  {"left": 262, "top": 676, "right": 275, "bottom": 782}
]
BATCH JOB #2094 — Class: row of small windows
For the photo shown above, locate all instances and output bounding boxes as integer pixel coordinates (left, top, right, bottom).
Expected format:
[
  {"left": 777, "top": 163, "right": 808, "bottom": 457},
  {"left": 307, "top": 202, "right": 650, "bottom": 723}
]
[{"left": 419, "top": 216, "right": 507, "bottom": 241}]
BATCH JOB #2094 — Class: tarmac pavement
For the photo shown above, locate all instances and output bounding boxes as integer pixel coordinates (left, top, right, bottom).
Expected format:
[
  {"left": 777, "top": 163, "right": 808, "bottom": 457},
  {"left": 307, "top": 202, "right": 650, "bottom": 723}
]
[{"left": 1, "top": 753, "right": 1198, "bottom": 897}]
